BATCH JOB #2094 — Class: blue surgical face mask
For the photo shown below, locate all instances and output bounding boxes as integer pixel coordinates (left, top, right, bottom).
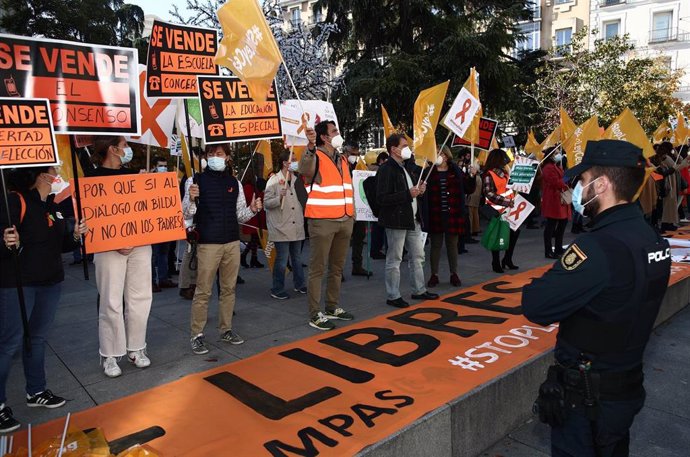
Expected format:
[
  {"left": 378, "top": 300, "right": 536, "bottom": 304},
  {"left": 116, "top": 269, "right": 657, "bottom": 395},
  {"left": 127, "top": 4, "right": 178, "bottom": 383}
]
[
  {"left": 207, "top": 156, "right": 226, "bottom": 172},
  {"left": 572, "top": 177, "right": 600, "bottom": 216},
  {"left": 119, "top": 147, "right": 133, "bottom": 164},
  {"left": 289, "top": 162, "right": 299, "bottom": 172},
  {"left": 156, "top": 166, "right": 167, "bottom": 173},
  {"left": 554, "top": 153, "right": 563, "bottom": 162}
]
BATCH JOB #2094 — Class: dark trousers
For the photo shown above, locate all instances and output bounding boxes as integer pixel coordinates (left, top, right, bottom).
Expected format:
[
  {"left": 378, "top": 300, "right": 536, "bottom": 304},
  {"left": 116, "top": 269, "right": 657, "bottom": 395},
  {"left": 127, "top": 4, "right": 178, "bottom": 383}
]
[
  {"left": 0, "top": 284, "right": 61, "bottom": 403},
  {"left": 152, "top": 242, "right": 170, "bottom": 285},
  {"left": 351, "top": 220, "right": 366, "bottom": 269},
  {"left": 551, "top": 395, "right": 645, "bottom": 457},
  {"left": 544, "top": 218, "right": 568, "bottom": 255},
  {"left": 492, "top": 228, "right": 520, "bottom": 264},
  {"left": 370, "top": 224, "right": 386, "bottom": 255}
]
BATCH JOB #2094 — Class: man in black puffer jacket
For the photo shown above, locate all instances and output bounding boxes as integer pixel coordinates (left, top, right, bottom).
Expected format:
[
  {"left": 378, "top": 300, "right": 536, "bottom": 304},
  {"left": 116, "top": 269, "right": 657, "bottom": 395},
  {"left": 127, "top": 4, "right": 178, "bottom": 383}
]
[
  {"left": 376, "top": 134, "right": 438, "bottom": 308},
  {"left": 184, "top": 144, "right": 262, "bottom": 354}
]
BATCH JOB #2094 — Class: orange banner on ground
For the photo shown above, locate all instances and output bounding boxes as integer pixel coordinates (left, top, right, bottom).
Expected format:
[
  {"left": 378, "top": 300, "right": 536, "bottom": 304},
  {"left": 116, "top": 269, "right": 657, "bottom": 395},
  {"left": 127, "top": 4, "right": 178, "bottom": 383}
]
[
  {"left": 0, "top": 98, "right": 58, "bottom": 168},
  {"left": 23, "top": 263, "right": 690, "bottom": 455},
  {"left": 146, "top": 20, "right": 219, "bottom": 98},
  {"left": 0, "top": 34, "right": 140, "bottom": 135},
  {"left": 71, "top": 172, "right": 185, "bottom": 253},
  {"left": 198, "top": 76, "right": 281, "bottom": 144}
]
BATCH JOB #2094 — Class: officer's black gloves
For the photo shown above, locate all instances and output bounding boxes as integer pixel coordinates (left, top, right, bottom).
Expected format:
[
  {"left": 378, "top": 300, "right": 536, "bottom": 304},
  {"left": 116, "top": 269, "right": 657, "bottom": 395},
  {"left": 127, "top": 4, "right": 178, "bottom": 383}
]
[{"left": 534, "top": 365, "right": 567, "bottom": 427}]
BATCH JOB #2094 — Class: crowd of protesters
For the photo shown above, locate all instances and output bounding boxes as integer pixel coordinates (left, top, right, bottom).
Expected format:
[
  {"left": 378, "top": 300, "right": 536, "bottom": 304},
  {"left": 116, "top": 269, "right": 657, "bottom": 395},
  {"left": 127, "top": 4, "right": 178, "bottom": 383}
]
[{"left": 2, "top": 121, "right": 689, "bottom": 432}]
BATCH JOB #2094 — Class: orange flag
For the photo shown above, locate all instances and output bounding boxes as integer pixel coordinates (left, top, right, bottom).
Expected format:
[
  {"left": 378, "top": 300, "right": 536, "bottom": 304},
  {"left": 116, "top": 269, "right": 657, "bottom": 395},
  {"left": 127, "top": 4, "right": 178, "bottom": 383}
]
[
  {"left": 257, "top": 140, "right": 273, "bottom": 178},
  {"left": 603, "top": 108, "right": 654, "bottom": 158},
  {"left": 257, "top": 229, "right": 277, "bottom": 271},
  {"left": 525, "top": 129, "right": 542, "bottom": 160},
  {"left": 560, "top": 107, "right": 577, "bottom": 142},
  {"left": 541, "top": 125, "right": 562, "bottom": 151},
  {"left": 382, "top": 105, "right": 396, "bottom": 139},
  {"left": 54, "top": 135, "right": 83, "bottom": 203},
  {"left": 671, "top": 112, "right": 689, "bottom": 147},
  {"left": 563, "top": 115, "right": 599, "bottom": 166},
  {"left": 215, "top": 0, "right": 283, "bottom": 102},
  {"left": 461, "top": 67, "right": 483, "bottom": 144},
  {"left": 653, "top": 121, "right": 670, "bottom": 144},
  {"left": 413, "top": 80, "right": 450, "bottom": 166}
]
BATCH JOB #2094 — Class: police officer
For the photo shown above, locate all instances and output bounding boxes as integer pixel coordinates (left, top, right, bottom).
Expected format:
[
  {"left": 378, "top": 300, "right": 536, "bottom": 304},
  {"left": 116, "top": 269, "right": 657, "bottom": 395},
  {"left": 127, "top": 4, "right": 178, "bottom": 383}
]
[{"left": 522, "top": 139, "right": 671, "bottom": 457}]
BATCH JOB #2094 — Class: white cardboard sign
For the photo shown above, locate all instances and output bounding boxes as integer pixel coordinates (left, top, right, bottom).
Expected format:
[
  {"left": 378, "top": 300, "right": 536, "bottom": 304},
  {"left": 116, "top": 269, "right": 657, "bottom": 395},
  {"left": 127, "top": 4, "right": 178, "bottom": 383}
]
[
  {"left": 442, "top": 87, "right": 480, "bottom": 138},
  {"left": 503, "top": 193, "right": 534, "bottom": 231}
]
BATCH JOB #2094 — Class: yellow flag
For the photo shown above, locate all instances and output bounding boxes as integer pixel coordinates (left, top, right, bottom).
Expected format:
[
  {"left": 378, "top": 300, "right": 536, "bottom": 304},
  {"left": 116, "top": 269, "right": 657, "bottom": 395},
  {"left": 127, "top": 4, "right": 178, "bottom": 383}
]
[
  {"left": 291, "top": 145, "right": 306, "bottom": 162},
  {"left": 177, "top": 120, "right": 194, "bottom": 175},
  {"left": 672, "top": 112, "right": 690, "bottom": 147},
  {"left": 603, "top": 108, "right": 654, "bottom": 158},
  {"left": 257, "top": 140, "right": 273, "bottom": 178},
  {"left": 560, "top": 107, "right": 577, "bottom": 142},
  {"left": 563, "top": 115, "right": 599, "bottom": 166},
  {"left": 56, "top": 135, "right": 83, "bottom": 181},
  {"left": 633, "top": 166, "right": 657, "bottom": 202},
  {"left": 653, "top": 121, "right": 670, "bottom": 144},
  {"left": 461, "top": 67, "right": 483, "bottom": 144},
  {"left": 382, "top": 105, "right": 396, "bottom": 139},
  {"left": 215, "top": 0, "right": 283, "bottom": 102},
  {"left": 525, "top": 129, "right": 542, "bottom": 159},
  {"left": 541, "top": 125, "right": 561, "bottom": 150},
  {"left": 413, "top": 80, "right": 450, "bottom": 166},
  {"left": 257, "top": 229, "right": 277, "bottom": 271}
]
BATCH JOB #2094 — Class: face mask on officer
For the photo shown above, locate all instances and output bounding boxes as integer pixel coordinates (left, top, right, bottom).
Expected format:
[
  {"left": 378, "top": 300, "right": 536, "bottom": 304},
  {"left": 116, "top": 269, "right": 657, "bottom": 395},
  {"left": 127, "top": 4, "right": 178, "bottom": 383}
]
[
  {"left": 572, "top": 176, "right": 602, "bottom": 216},
  {"left": 207, "top": 156, "right": 226, "bottom": 172}
]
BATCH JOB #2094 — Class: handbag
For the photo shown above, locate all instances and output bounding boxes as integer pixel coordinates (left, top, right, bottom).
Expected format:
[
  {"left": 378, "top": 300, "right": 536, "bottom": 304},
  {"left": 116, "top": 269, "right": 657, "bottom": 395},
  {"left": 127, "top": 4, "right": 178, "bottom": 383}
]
[
  {"left": 560, "top": 189, "right": 573, "bottom": 205},
  {"left": 481, "top": 216, "right": 510, "bottom": 251}
]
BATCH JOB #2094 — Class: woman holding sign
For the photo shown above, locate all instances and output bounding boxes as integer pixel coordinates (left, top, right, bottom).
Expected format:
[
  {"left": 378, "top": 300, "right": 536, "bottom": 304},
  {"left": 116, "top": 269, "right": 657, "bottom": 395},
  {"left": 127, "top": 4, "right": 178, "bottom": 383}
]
[
  {"left": 0, "top": 166, "right": 87, "bottom": 432},
  {"left": 541, "top": 147, "right": 571, "bottom": 259},
  {"left": 88, "top": 136, "right": 153, "bottom": 378},
  {"left": 482, "top": 149, "right": 520, "bottom": 273}
]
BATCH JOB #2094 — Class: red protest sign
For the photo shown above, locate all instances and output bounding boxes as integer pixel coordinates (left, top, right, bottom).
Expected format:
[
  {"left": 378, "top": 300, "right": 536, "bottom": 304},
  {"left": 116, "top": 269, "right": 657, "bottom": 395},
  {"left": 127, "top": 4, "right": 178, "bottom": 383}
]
[
  {"left": 198, "top": 75, "right": 281, "bottom": 144},
  {"left": 452, "top": 117, "right": 498, "bottom": 150},
  {"left": 146, "top": 20, "right": 219, "bottom": 98},
  {"left": 72, "top": 172, "right": 186, "bottom": 253},
  {"left": 0, "top": 98, "right": 59, "bottom": 169},
  {"left": 0, "top": 33, "right": 140, "bottom": 135}
]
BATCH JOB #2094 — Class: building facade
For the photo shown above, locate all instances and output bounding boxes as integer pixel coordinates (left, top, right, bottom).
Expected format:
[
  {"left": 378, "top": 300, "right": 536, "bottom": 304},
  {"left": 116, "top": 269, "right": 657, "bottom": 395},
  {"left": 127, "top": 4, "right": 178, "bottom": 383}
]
[{"left": 589, "top": 0, "right": 690, "bottom": 103}]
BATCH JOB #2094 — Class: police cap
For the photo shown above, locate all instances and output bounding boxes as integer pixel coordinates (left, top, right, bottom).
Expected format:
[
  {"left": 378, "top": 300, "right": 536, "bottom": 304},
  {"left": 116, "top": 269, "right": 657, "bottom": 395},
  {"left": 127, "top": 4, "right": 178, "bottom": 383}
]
[{"left": 564, "top": 140, "right": 645, "bottom": 180}]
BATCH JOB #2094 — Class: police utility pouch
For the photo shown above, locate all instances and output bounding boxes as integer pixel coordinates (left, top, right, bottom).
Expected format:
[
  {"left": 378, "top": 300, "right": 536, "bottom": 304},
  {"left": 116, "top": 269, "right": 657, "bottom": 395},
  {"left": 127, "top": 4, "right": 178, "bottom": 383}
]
[{"left": 534, "top": 365, "right": 568, "bottom": 427}]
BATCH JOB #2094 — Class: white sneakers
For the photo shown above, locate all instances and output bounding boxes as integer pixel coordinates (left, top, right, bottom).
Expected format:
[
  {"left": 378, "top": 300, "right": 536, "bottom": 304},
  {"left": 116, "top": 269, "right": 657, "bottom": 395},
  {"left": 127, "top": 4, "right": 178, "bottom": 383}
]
[
  {"left": 102, "top": 350, "right": 151, "bottom": 378},
  {"left": 103, "top": 357, "right": 122, "bottom": 378},
  {"left": 128, "top": 349, "right": 151, "bottom": 368}
]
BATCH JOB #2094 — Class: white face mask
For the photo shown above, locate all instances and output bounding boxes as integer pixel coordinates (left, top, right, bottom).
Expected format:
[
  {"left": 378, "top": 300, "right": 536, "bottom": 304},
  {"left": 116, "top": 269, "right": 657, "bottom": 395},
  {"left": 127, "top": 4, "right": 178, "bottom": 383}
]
[
  {"left": 435, "top": 155, "right": 444, "bottom": 166},
  {"left": 330, "top": 134, "right": 344, "bottom": 149},
  {"left": 288, "top": 162, "right": 299, "bottom": 172},
  {"left": 43, "top": 174, "right": 63, "bottom": 194},
  {"left": 348, "top": 155, "right": 358, "bottom": 165},
  {"left": 207, "top": 156, "right": 226, "bottom": 172},
  {"left": 400, "top": 146, "right": 412, "bottom": 160},
  {"left": 119, "top": 146, "right": 133, "bottom": 164}
]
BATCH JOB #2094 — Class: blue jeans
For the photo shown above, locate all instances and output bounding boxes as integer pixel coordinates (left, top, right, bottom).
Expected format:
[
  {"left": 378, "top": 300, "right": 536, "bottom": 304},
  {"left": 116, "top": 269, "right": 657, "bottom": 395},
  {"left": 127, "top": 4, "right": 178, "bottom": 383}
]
[
  {"left": 0, "top": 284, "right": 61, "bottom": 403},
  {"left": 271, "top": 241, "right": 305, "bottom": 294},
  {"left": 385, "top": 222, "right": 426, "bottom": 300},
  {"left": 152, "top": 242, "right": 169, "bottom": 284}
]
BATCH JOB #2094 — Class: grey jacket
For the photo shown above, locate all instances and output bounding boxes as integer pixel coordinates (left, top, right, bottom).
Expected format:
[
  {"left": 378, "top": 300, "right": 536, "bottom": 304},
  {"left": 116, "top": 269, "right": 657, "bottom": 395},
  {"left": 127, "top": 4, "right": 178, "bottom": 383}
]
[{"left": 264, "top": 170, "right": 306, "bottom": 242}]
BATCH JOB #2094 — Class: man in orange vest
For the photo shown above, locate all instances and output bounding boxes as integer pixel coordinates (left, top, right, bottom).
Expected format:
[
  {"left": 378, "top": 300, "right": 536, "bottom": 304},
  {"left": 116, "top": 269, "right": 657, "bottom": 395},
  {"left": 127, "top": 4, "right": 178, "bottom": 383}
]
[{"left": 299, "top": 120, "right": 355, "bottom": 330}]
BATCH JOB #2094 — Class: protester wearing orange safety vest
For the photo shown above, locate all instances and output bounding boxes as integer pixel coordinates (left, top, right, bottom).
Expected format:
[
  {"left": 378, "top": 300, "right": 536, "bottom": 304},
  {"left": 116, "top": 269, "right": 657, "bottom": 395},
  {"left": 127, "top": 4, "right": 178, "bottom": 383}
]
[
  {"left": 298, "top": 120, "right": 355, "bottom": 331},
  {"left": 482, "top": 149, "right": 520, "bottom": 274}
]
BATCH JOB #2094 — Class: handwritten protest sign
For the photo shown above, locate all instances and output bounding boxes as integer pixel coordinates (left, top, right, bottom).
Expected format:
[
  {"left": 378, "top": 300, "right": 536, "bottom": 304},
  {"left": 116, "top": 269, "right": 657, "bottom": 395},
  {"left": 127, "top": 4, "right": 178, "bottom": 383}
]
[
  {"left": 353, "top": 170, "right": 377, "bottom": 222},
  {"left": 507, "top": 156, "right": 539, "bottom": 193},
  {"left": 0, "top": 33, "right": 140, "bottom": 135},
  {"left": 146, "top": 20, "right": 219, "bottom": 98},
  {"left": 197, "top": 75, "right": 281, "bottom": 144},
  {"left": 0, "top": 98, "right": 59, "bottom": 169},
  {"left": 72, "top": 172, "right": 185, "bottom": 253},
  {"left": 503, "top": 193, "right": 534, "bottom": 231},
  {"left": 452, "top": 117, "right": 498, "bottom": 150}
]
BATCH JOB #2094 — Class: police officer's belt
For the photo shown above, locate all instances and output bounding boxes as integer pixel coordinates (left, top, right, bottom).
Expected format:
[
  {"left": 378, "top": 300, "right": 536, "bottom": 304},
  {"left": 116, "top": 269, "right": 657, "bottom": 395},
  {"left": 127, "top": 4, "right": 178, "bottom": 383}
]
[{"left": 555, "top": 363, "right": 644, "bottom": 402}]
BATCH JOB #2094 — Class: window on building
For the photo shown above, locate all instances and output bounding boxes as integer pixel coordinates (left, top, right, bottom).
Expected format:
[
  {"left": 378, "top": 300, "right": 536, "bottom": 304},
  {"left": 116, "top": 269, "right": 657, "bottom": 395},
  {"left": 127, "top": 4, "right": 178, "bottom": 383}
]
[
  {"left": 651, "top": 11, "right": 673, "bottom": 43},
  {"left": 659, "top": 55, "right": 673, "bottom": 71},
  {"left": 528, "top": 0, "right": 541, "bottom": 20},
  {"left": 555, "top": 27, "right": 572, "bottom": 54},
  {"left": 314, "top": 6, "right": 323, "bottom": 23},
  {"left": 516, "top": 22, "right": 541, "bottom": 56},
  {"left": 555, "top": 0, "right": 571, "bottom": 4},
  {"left": 604, "top": 20, "right": 620, "bottom": 40},
  {"left": 290, "top": 8, "right": 301, "bottom": 28}
]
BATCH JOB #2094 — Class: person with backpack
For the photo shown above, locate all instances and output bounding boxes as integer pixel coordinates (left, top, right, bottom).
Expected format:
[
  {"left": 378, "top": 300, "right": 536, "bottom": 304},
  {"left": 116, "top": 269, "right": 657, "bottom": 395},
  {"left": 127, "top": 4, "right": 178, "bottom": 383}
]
[{"left": 0, "top": 166, "right": 88, "bottom": 432}]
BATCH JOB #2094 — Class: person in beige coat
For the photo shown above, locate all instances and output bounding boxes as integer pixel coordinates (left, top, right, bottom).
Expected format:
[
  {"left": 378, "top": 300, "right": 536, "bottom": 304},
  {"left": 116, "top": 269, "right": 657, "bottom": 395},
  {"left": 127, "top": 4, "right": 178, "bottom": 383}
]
[
  {"left": 465, "top": 165, "right": 482, "bottom": 236},
  {"left": 264, "top": 150, "right": 306, "bottom": 300}
]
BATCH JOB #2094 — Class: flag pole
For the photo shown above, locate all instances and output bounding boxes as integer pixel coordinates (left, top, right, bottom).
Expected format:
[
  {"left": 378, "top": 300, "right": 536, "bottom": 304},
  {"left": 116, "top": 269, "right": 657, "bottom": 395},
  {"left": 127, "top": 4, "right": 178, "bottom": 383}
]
[
  {"left": 422, "top": 131, "right": 453, "bottom": 185},
  {"left": 69, "top": 137, "right": 89, "bottom": 280},
  {"left": 239, "top": 142, "right": 261, "bottom": 183},
  {"left": 0, "top": 168, "right": 31, "bottom": 356}
]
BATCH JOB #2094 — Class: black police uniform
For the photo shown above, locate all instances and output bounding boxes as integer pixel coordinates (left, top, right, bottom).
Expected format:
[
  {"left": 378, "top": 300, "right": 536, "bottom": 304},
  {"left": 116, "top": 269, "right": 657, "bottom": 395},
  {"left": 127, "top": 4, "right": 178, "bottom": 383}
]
[{"left": 522, "top": 140, "right": 672, "bottom": 457}]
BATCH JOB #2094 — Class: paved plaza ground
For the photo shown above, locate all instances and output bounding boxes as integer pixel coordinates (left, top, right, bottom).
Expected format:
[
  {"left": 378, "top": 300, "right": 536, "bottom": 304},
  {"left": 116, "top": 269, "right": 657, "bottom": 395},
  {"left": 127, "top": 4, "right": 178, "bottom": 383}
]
[{"left": 5, "top": 225, "right": 690, "bottom": 456}]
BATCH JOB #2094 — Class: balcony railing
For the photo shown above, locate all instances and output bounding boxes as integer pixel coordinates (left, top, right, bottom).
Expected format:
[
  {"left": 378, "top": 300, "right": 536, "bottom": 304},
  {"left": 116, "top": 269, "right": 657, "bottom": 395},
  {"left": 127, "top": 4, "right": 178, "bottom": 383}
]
[
  {"left": 601, "top": 0, "right": 624, "bottom": 6},
  {"left": 532, "top": 6, "right": 541, "bottom": 20},
  {"left": 649, "top": 28, "right": 690, "bottom": 44}
]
